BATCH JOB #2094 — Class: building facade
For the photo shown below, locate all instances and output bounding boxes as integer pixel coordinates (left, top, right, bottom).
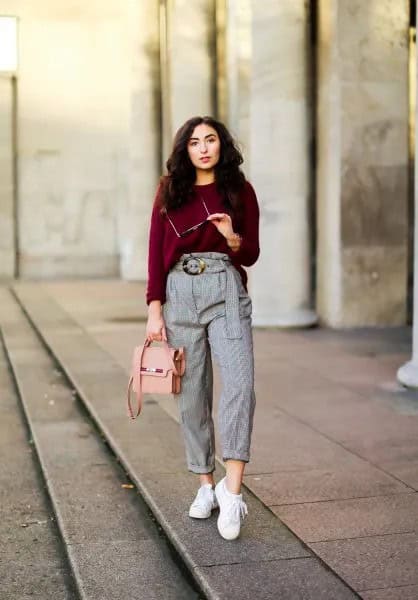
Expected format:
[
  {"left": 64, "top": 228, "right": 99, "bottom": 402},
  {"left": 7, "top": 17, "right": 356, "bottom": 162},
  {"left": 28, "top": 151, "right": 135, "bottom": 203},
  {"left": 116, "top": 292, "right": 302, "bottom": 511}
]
[{"left": 0, "top": 0, "right": 412, "bottom": 327}]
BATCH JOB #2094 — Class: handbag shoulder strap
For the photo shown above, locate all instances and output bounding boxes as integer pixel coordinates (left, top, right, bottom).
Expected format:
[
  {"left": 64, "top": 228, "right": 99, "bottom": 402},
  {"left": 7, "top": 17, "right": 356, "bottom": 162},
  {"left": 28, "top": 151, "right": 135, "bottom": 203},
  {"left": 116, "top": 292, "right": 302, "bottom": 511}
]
[
  {"left": 127, "top": 375, "right": 138, "bottom": 420},
  {"left": 127, "top": 340, "right": 150, "bottom": 419}
]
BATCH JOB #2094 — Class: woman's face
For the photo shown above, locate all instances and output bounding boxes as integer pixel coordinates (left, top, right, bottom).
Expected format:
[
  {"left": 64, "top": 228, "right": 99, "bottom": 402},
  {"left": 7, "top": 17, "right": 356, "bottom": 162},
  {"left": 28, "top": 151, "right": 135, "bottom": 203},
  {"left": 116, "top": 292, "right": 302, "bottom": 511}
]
[{"left": 187, "top": 124, "right": 221, "bottom": 172}]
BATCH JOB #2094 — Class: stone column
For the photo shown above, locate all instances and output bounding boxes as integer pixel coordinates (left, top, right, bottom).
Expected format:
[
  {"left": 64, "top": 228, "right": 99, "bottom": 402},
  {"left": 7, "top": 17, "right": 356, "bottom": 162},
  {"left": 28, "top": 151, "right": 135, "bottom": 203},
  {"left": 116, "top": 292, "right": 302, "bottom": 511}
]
[
  {"left": 0, "top": 76, "right": 15, "bottom": 279},
  {"left": 119, "top": 0, "right": 160, "bottom": 280},
  {"left": 249, "top": 1, "right": 316, "bottom": 326},
  {"left": 316, "top": 0, "right": 409, "bottom": 326},
  {"left": 398, "top": 0, "right": 418, "bottom": 387},
  {"left": 160, "top": 0, "right": 216, "bottom": 161}
]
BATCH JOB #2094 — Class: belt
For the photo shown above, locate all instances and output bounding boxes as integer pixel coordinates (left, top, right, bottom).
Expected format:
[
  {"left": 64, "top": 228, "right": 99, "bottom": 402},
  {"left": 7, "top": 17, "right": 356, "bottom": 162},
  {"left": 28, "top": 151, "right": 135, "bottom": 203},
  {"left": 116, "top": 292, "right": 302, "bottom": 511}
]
[{"left": 172, "top": 252, "right": 242, "bottom": 339}]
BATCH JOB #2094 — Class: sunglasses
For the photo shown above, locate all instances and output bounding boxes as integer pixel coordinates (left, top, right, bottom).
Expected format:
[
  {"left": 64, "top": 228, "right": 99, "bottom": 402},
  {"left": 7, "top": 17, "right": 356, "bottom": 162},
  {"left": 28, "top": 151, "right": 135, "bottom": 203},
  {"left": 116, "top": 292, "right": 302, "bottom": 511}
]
[{"left": 167, "top": 198, "right": 210, "bottom": 238}]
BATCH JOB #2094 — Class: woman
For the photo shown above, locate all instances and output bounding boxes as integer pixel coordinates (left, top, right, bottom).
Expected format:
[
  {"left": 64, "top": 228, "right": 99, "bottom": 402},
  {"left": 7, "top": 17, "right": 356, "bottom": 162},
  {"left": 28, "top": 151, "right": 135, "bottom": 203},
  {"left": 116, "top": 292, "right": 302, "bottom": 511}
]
[{"left": 146, "top": 115, "right": 260, "bottom": 540}]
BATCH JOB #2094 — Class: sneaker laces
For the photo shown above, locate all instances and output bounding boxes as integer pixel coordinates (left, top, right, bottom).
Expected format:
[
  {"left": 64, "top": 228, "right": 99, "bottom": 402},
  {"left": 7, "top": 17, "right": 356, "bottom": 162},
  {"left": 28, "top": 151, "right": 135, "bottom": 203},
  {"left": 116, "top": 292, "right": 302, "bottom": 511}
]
[{"left": 226, "top": 497, "right": 248, "bottom": 522}]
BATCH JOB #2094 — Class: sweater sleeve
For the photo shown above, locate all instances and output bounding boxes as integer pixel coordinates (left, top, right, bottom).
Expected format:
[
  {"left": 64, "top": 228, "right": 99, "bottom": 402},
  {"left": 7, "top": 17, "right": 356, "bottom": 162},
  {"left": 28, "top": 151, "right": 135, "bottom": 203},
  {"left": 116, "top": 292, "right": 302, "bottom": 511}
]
[
  {"left": 146, "top": 190, "right": 167, "bottom": 305},
  {"left": 232, "top": 181, "right": 260, "bottom": 267}
]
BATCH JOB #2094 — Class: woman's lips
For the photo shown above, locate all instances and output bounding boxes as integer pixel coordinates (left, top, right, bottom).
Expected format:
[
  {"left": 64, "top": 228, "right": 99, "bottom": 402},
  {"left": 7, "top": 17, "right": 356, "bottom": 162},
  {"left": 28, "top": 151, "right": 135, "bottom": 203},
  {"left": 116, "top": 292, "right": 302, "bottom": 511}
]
[{"left": 200, "top": 157, "right": 211, "bottom": 162}]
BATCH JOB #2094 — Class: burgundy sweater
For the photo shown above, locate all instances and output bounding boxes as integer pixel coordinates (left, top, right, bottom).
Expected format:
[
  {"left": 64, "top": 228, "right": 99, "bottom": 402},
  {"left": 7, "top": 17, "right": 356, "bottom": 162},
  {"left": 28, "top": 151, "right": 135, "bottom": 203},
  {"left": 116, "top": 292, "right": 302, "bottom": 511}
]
[{"left": 146, "top": 180, "right": 260, "bottom": 305}]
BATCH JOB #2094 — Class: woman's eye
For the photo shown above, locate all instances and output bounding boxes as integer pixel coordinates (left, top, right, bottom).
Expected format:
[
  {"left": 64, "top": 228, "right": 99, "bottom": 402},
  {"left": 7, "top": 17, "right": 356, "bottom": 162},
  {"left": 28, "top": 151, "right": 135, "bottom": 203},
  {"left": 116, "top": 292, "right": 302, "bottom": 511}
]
[{"left": 190, "top": 141, "right": 198, "bottom": 147}]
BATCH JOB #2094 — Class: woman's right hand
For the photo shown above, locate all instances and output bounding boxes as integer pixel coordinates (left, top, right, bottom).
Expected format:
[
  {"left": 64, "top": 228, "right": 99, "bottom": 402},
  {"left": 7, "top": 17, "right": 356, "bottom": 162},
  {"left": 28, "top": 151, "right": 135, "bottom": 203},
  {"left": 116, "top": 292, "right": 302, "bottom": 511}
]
[{"left": 146, "top": 301, "right": 167, "bottom": 342}]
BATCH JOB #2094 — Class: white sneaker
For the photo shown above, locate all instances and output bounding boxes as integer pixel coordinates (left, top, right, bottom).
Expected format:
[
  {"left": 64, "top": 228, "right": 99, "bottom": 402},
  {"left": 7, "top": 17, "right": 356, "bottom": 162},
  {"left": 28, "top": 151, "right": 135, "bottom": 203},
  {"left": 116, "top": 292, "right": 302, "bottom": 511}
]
[
  {"left": 189, "top": 484, "right": 218, "bottom": 519},
  {"left": 215, "top": 477, "right": 248, "bottom": 540}
]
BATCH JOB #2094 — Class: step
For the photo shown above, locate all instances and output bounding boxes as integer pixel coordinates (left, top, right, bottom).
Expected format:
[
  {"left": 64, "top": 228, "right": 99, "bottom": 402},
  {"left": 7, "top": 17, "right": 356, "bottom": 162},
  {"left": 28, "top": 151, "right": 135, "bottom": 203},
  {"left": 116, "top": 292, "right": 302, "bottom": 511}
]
[
  {"left": 10, "top": 283, "right": 361, "bottom": 600},
  {"left": 0, "top": 328, "right": 77, "bottom": 599},
  {"left": 0, "top": 288, "right": 201, "bottom": 600}
]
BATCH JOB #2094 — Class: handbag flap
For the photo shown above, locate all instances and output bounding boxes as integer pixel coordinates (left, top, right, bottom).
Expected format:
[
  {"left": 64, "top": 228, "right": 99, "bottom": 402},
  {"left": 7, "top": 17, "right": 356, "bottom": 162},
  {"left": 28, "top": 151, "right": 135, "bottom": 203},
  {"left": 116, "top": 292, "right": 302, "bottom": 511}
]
[{"left": 133, "top": 345, "right": 176, "bottom": 379}]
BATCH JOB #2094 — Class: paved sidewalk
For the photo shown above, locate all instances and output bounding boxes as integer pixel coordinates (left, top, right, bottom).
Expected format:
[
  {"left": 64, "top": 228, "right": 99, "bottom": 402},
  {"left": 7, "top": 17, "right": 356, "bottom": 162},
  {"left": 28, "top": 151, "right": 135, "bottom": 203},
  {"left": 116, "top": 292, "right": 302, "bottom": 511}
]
[{"left": 28, "top": 281, "right": 418, "bottom": 599}]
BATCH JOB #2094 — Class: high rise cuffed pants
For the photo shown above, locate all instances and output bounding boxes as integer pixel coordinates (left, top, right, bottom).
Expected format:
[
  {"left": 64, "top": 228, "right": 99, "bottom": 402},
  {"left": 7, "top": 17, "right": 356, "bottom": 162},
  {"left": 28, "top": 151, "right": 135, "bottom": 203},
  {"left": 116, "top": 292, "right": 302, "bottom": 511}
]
[{"left": 162, "top": 252, "right": 256, "bottom": 474}]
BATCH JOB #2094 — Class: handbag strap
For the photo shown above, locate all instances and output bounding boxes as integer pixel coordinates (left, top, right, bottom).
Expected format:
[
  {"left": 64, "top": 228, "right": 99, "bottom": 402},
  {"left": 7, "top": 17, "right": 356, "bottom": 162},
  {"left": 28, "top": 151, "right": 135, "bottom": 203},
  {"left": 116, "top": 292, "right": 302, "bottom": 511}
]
[
  {"left": 127, "top": 340, "right": 183, "bottom": 420},
  {"left": 127, "top": 375, "right": 138, "bottom": 420}
]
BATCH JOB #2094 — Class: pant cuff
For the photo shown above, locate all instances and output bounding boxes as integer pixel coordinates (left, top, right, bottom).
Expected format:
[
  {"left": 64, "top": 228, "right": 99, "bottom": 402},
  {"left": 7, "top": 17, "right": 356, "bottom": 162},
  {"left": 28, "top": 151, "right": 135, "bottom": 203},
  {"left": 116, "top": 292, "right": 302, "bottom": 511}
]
[
  {"left": 188, "top": 464, "right": 216, "bottom": 474},
  {"left": 222, "top": 451, "right": 250, "bottom": 463}
]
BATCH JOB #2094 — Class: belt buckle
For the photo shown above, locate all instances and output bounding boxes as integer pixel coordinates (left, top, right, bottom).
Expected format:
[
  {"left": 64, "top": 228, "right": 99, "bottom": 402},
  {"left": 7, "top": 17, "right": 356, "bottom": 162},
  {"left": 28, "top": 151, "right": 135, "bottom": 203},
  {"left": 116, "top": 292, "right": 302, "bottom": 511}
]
[{"left": 182, "top": 256, "right": 206, "bottom": 275}]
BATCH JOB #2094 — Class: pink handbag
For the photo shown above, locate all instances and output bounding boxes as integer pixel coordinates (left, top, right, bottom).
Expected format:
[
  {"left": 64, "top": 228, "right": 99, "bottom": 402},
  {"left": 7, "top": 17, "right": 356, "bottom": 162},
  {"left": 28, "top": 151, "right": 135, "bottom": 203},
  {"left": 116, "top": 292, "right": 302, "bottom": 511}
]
[{"left": 127, "top": 340, "right": 185, "bottom": 420}]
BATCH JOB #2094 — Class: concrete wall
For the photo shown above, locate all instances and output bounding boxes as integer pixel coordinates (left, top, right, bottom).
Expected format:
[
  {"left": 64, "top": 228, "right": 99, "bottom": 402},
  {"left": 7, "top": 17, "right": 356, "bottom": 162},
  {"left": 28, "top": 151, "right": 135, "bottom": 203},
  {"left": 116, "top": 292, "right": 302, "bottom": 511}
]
[
  {"left": 2, "top": 1, "right": 134, "bottom": 277},
  {"left": 120, "top": 1, "right": 160, "bottom": 280}
]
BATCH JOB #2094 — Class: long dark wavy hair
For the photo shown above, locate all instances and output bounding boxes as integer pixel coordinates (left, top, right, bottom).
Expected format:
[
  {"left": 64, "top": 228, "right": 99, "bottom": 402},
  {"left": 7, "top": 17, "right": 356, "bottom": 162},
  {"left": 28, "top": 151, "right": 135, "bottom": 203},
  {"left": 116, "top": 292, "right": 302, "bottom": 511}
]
[{"left": 159, "top": 116, "right": 246, "bottom": 219}]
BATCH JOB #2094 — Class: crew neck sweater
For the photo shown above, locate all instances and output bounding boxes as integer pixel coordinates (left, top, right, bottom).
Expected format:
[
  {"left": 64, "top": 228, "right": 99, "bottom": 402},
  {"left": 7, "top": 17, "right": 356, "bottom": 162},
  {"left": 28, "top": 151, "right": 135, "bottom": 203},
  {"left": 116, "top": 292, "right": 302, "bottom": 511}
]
[{"left": 146, "top": 180, "right": 260, "bottom": 305}]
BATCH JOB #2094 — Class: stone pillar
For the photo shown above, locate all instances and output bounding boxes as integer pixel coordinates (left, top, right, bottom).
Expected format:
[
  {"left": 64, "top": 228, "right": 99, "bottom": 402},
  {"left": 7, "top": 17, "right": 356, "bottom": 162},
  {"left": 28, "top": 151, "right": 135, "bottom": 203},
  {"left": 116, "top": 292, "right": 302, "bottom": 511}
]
[
  {"left": 119, "top": 0, "right": 160, "bottom": 280},
  {"left": 160, "top": 0, "right": 216, "bottom": 161},
  {"left": 0, "top": 76, "right": 15, "bottom": 279},
  {"left": 316, "top": 0, "right": 409, "bottom": 326},
  {"left": 249, "top": 1, "right": 316, "bottom": 327},
  {"left": 398, "top": 0, "right": 418, "bottom": 387}
]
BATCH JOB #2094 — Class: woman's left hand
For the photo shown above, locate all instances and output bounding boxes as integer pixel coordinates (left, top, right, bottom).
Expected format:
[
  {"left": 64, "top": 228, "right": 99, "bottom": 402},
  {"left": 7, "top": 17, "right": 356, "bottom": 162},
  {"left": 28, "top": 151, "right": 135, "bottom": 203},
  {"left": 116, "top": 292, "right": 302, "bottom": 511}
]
[{"left": 206, "top": 213, "right": 234, "bottom": 240}]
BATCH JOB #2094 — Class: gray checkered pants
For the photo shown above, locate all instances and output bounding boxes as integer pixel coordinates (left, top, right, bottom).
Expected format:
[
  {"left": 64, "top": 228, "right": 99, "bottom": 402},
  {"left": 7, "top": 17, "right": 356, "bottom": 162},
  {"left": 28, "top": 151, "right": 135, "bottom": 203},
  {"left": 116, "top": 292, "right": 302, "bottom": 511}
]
[{"left": 163, "top": 252, "right": 256, "bottom": 474}]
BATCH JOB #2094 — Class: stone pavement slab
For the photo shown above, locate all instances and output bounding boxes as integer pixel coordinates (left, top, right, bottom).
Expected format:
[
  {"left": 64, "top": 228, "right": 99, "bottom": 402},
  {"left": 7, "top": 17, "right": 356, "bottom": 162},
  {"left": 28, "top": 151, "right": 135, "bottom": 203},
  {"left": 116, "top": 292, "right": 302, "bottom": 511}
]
[
  {"left": 10, "top": 282, "right": 360, "bottom": 599},
  {"left": 244, "top": 410, "right": 370, "bottom": 475},
  {"left": 273, "top": 493, "right": 418, "bottom": 542},
  {"left": 199, "top": 558, "right": 360, "bottom": 600},
  {"left": 310, "top": 532, "right": 418, "bottom": 591},
  {"left": 378, "top": 459, "right": 418, "bottom": 490},
  {"left": 69, "top": 540, "right": 193, "bottom": 600},
  {"left": 247, "top": 465, "right": 409, "bottom": 506},
  {"left": 360, "top": 585, "right": 418, "bottom": 600},
  {"left": 141, "top": 472, "right": 305, "bottom": 566}
]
